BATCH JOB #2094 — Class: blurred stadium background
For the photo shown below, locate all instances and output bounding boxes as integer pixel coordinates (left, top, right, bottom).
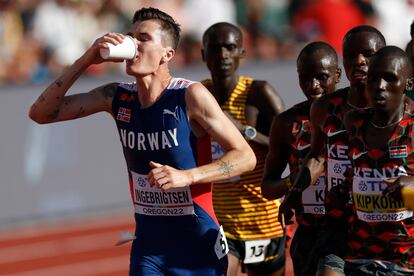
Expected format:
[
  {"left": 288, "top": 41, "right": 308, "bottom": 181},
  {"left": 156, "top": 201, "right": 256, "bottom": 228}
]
[{"left": 1, "top": 0, "right": 413, "bottom": 275}]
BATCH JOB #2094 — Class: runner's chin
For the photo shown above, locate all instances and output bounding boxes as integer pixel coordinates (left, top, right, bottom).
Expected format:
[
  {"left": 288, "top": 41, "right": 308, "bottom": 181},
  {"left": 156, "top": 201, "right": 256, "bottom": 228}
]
[
  {"left": 309, "top": 93, "right": 324, "bottom": 100},
  {"left": 373, "top": 99, "right": 386, "bottom": 108}
]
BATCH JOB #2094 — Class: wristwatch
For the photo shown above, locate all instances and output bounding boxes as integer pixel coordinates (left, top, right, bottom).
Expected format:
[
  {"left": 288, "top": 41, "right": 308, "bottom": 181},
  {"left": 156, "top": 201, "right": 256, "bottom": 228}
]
[{"left": 243, "top": 125, "right": 257, "bottom": 140}]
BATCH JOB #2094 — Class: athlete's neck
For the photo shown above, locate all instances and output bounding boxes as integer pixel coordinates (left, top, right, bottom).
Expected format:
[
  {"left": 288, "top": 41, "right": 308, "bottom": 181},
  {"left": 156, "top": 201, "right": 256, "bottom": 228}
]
[
  {"left": 347, "top": 84, "right": 369, "bottom": 109},
  {"left": 135, "top": 69, "right": 172, "bottom": 108},
  {"left": 211, "top": 74, "right": 240, "bottom": 105},
  {"left": 371, "top": 101, "right": 405, "bottom": 127}
]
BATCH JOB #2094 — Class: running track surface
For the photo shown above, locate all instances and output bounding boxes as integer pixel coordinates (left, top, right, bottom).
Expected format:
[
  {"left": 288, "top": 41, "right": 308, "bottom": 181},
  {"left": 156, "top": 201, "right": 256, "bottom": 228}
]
[{"left": 0, "top": 213, "right": 294, "bottom": 275}]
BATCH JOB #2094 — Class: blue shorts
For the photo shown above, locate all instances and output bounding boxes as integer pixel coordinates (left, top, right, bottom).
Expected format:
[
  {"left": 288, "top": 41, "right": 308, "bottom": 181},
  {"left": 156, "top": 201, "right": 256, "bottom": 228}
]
[{"left": 129, "top": 204, "right": 228, "bottom": 275}]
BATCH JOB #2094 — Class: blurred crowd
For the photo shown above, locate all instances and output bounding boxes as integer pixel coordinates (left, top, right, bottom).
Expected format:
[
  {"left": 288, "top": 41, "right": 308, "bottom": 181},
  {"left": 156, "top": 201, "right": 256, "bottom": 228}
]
[{"left": 1, "top": 0, "right": 414, "bottom": 84}]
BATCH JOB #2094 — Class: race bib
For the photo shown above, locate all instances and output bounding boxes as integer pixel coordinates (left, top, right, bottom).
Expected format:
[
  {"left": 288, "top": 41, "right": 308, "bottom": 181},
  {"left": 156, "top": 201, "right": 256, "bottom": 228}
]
[
  {"left": 353, "top": 175, "right": 412, "bottom": 222},
  {"left": 131, "top": 171, "right": 194, "bottom": 216},
  {"left": 214, "top": 226, "right": 229, "bottom": 260},
  {"left": 327, "top": 158, "right": 351, "bottom": 191},
  {"left": 327, "top": 158, "right": 354, "bottom": 205},
  {"left": 302, "top": 176, "right": 326, "bottom": 215},
  {"left": 243, "top": 239, "right": 271, "bottom": 264}
]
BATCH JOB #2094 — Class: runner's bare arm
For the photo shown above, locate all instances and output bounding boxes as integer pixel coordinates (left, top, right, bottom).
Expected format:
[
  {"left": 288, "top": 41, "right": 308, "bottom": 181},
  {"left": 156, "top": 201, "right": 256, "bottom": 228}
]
[
  {"left": 292, "top": 98, "right": 327, "bottom": 191},
  {"left": 188, "top": 83, "right": 256, "bottom": 182},
  {"left": 258, "top": 81, "right": 285, "bottom": 116},
  {"left": 278, "top": 100, "right": 327, "bottom": 223},
  {"left": 29, "top": 33, "right": 125, "bottom": 123},
  {"left": 261, "top": 113, "right": 291, "bottom": 199},
  {"left": 29, "top": 80, "right": 117, "bottom": 124},
  {"left": 147, "top": 83, "right": 256, "bottom": 190},
  {"left": 245, "top": 81, "right": 285, "bottom": 146}
]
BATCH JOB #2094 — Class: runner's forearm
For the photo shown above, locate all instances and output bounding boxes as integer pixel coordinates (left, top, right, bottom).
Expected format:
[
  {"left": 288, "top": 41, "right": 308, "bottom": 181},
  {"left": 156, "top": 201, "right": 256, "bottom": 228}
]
[
  {"left": 188, "top": 149, "right": 256, "bottom": 184},
  {"left": 261, "top": 177, "right": 290, "bottom": 199},
  {"left": 292, "top": 166, "right": 312, "bottom": 192}
]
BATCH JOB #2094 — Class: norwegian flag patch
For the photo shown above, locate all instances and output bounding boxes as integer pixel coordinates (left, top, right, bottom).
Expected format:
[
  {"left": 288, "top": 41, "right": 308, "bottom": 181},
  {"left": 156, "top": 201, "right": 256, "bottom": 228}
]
[
  {"left": 117, "top": 107, "right": 131, "bottom": 123},
  {"left": 389, "top": 145, "right": 408, "bottom": 158}
]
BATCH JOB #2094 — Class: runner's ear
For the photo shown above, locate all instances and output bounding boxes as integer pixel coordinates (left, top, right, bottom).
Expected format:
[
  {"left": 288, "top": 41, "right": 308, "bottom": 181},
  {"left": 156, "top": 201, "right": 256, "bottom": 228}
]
[
  {"left": 335, "top": 67, "right": 342, "bottom": 83},
  {"left": 406, "top": 76, "right": 414, "bottom": 93},
  {"left": 161, "top": 47, "right": 175, "bottom": 63},
  {"left": 239, "top": 48, "right": 246, "bottom": 58}
]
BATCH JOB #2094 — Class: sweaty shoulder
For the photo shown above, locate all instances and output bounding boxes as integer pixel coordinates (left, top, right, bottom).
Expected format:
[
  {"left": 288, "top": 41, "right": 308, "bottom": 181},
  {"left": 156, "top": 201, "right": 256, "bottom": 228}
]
[
  {"left": 88, "top": 82, "right": 120, "bottom": 114},
  {"left": 100, "top": 81, "right": 121, "bottom": 96},
  {"left": 248, "top": 79, "right": 284, "bottom": 114},
  {"left": 184, "top": 81, "right": 214, "bottom": 110},
  {"left": 249, "top": 80, "right": 278, "bottom": 100}
]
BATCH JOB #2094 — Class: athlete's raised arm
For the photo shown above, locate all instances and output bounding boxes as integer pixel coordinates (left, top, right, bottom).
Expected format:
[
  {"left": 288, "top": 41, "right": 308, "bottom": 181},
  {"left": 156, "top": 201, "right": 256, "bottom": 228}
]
[
  {"left": 29, "top": 33, "right": 126, "bottom": 123},
  {"left": 261, "top": 112, "right": 292, "bottom": 199},
  {"left": 294, "top": 97, "right": 328, "bottom": 190}
]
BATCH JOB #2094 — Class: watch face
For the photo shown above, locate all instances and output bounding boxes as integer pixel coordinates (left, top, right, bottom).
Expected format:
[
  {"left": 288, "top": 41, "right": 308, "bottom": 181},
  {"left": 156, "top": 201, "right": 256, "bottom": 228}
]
[
  {"left": 244, "top": 126, "right": 257, "bottom": 139},
  {"left": 245, "top": 128, "right": 255, "bottom": 137}
]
